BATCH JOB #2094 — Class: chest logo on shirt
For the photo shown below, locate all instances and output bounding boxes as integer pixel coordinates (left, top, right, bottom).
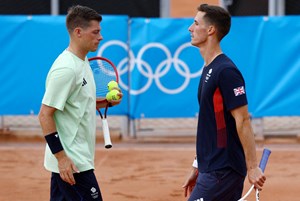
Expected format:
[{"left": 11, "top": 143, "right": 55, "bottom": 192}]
[
  {"left": 82, "top": 78, "right": 87, "bottom": 86},
  {"left": 205, "top": 68, "right": 213, "bottom": 83},
  {"left": 233, "top": 86, "right": 245, "bottom": 96}
]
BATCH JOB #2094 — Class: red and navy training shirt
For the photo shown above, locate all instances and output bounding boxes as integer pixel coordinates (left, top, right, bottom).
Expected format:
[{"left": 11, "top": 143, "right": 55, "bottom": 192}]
[{"left": 196, "top": 54, "right": 247, "bottom": 176}]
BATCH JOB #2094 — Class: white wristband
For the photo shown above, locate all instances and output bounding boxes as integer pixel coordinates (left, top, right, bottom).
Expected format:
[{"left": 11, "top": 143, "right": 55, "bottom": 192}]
[{"left": 192, "top": 156, "right": 198, "bottom": 168}]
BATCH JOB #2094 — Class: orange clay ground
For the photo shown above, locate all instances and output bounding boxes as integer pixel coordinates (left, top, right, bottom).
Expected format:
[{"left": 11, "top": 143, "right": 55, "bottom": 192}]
[{"left": 0, "top": 138, "right": 299, "bottom": 201}]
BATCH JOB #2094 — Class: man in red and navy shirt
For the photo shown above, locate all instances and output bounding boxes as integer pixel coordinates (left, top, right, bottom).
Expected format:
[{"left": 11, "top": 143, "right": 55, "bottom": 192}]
[
  {"left": 182, "top": 4, "right": 266, "bottom": 201},
  {"left": 197, "top": 54, "right": 247, "bottom": 177}
]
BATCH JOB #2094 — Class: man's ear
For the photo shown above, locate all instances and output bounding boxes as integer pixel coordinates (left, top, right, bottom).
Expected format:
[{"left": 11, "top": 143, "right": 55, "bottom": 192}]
[
  {"left": 74, "top": 27, "right": 82, "bottom": 37},
  {"left": 207, "top": 25, "right": 216, "bottom": 35}
]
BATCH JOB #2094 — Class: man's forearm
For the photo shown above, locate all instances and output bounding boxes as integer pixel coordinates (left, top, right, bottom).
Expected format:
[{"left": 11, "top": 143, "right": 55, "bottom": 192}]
[
  {"left": 39, "top": 114, "right": 57, "bottom": 136},
  {"left": 236, "top": 118, "right": 258, "bottom": 170}
]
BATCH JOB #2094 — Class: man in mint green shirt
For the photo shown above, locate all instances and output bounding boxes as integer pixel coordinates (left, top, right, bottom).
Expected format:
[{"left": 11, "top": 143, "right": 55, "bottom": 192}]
[
  {"left": 38, "top": 5, "right": 122, "bottom": 201},
  {"left": 43, "top": 49, "right": 97, "bottom": 173}
]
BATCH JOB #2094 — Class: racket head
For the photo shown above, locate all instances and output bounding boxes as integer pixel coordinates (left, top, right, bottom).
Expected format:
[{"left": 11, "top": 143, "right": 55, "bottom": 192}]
[{"left": 88, "top": 57, "right": 119, "bottom": 104}]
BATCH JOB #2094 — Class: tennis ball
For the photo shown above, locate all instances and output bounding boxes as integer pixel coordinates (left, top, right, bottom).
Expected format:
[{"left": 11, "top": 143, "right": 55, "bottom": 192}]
[
  {"left": 107, "top": 80, "right": 119, "bottom": 91},
  {"left": 106, "top": 89, "right": 120, "bottom": 101}
]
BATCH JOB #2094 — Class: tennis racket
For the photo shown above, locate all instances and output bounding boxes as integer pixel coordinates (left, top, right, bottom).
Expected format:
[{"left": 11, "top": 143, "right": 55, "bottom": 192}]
[
  {"left": 238, "top": 148, "right": 271, "bottom": 201},
  {"left": 89, "top": 56, "right": 119, "bottom": 149}
]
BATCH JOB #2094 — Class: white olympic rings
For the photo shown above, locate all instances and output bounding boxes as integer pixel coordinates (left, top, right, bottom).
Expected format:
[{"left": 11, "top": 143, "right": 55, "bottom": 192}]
[{"left": 97, "top": 40, "right": 203, "bottom": 95}]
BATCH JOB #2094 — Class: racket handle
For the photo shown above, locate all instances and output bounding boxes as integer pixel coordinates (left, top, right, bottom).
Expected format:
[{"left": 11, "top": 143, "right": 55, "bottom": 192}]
[
  {"left": 238, "top": 148, "right": 271, "bottom": 201},
  {"left": 102, "top": 119, "right": 112, "bottom": 149},
  {"left": 259, "top": 148, "right": 271, "bottom": 172}
]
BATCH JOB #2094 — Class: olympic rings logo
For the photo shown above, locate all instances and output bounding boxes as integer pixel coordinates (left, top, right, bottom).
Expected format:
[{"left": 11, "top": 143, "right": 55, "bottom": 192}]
[{"left": 97, "top": 40, "right": 204, "bottom": 95}]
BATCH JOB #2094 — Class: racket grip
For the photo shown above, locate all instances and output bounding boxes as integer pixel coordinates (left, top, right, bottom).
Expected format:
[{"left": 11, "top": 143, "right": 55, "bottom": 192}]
[
  {"left": 259, "top": 148, "right": 271, "bottom": 172},
  {"left": 102, "top": 119, "right": 112, "bottom": 149}
]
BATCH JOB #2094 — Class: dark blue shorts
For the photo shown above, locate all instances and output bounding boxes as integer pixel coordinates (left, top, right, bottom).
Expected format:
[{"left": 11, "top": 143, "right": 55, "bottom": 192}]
[
  {"left": 50, "top": 169, "right": 103, "bottom": 201},
  {"left": 188, "top": 167, "right": 245, "bottom": 201}
]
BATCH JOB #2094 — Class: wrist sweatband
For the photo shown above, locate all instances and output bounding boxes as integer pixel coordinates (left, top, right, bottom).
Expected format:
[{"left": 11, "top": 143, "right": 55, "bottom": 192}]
[
  {"left": 192, "top": 156, "right": 198, "bottom": 168},
  {"left": 45, "top": 131, "right": 64, "bottom": 154}
]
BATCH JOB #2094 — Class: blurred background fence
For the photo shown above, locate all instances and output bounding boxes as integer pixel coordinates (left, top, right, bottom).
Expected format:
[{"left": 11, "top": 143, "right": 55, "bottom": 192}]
[{"left": 1, "top": 0, "right": 300, "bottom": 141}]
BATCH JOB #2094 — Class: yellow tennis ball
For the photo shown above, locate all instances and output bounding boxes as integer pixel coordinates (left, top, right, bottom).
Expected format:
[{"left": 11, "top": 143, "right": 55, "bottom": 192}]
[
  {"left": 106, "top": 89, "right": 120, "bottom": 101},
  {"left": 107, "top": 80, "right": 119, "bottom": 91}
]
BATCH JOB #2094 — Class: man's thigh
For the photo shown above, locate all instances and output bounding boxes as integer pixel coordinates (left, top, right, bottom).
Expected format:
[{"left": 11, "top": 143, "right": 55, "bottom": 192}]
[
  {"left": 188, "top": 168, "right": 245, "bottom": 201},
  {"left": 51, "top": 170, "right": 103, "bottom": 201}
]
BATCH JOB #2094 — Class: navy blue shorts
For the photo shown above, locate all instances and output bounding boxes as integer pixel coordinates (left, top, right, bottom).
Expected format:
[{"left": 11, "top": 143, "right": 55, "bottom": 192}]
[
  {"left": 188, "top": 167, "right": 245, "bottom": 201},
  {"left": 50, "top": 169, "right": 103, "bottom": 201}
]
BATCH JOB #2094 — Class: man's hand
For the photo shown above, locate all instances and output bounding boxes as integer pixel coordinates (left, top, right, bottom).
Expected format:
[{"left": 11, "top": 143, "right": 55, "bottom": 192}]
[
  {"left": 248, "top": 166, "right": 266, "bottom": 190},
  {"left": 55, "top": 151, "right": 79, "bottom": 185},
  {"left": 96, "top": 88, "right": 123, "bottom": 109},
  {"left": 182, "top": 167, "right": 198, "bottom": 198}
]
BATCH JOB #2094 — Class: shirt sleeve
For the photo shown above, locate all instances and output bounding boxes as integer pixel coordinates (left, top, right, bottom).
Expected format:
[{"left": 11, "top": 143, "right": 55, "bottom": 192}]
[
  {"left": 218, "top": 68, "right": 248, "bottom": 111},
  {"left": 42, "top": 68, "right": 76, "bottom": 111}
]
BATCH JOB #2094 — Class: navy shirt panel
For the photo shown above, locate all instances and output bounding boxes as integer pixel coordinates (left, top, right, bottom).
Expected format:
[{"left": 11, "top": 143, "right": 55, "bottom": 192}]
[{"left": 196, "top": 54, "right": 247, "bottom": 176}]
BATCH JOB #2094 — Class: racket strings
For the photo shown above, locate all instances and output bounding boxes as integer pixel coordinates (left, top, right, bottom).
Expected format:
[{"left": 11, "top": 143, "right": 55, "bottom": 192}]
[{"left": 90, "top": 59, "right": 117, "bottom": 98}]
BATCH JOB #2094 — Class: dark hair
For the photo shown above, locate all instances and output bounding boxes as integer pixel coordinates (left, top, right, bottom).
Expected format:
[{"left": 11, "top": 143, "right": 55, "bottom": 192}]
[
  {"left": 66, "top": 5, "right": 102, "bottom": 33},
  {"left": 198, "top": 4, "right": 231, "bottom": 41}
]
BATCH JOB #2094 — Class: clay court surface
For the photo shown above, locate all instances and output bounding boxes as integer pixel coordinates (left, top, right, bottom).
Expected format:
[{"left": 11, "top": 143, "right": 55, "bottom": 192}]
[
  {"left": 1, "top": 1, "right": 299, "bottom": 201},
  {"left": 0, "top": 139, "right": 299, "bottom": 201}
]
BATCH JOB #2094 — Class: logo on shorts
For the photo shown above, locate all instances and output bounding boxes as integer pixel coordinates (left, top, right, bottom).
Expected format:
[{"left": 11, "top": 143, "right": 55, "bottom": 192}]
[
  {"left": 90, "top": 187, "right": 99, "bottom": 199},
  {"left": 194, "top": 198, "right": 204, "bottom": 201}
]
